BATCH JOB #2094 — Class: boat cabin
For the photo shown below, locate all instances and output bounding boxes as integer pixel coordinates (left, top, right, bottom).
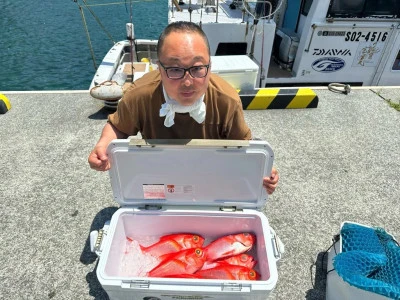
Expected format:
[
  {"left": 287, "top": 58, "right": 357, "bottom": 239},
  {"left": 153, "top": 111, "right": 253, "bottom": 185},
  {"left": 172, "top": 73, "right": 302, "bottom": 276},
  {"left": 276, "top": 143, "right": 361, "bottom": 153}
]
[{"left": 171, "top": 0, "right": 400, "bottom": 87}]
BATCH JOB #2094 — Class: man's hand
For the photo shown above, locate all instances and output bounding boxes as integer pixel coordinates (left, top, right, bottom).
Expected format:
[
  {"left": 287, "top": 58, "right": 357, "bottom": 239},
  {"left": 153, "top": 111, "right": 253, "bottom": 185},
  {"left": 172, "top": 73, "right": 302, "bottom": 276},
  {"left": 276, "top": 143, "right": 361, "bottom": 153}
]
[
  {"left": 263, "top": 167, "right": 279, "bottom": 195},
  {"left": 88, "top": 145, "right": 110, "bottom": 171},
  {"left": 88, "top": 123, "right": 128, "bottom": 171}
]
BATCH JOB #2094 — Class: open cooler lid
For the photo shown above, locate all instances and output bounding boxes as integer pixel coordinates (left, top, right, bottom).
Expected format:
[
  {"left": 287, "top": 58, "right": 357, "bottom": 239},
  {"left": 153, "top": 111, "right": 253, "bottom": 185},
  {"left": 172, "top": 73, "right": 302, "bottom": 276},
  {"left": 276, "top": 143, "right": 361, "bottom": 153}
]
[{"left": 107, "top": 139, "right": 274, "bottom": 210}]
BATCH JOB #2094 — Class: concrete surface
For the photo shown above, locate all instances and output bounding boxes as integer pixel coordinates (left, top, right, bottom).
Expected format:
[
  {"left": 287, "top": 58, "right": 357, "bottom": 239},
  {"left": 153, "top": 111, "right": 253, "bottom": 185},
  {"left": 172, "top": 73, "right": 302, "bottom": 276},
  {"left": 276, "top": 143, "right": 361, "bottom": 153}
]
[{"left": 0, "top": 88, "right": 399, "bottom": 300}]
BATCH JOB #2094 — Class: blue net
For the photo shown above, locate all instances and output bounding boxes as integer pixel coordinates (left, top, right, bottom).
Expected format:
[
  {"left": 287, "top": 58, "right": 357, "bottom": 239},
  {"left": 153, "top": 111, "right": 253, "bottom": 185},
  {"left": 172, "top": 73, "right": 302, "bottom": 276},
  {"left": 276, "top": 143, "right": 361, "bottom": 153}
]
[{"left": 333, "top": 223, "right": 400, "bottom": 299}]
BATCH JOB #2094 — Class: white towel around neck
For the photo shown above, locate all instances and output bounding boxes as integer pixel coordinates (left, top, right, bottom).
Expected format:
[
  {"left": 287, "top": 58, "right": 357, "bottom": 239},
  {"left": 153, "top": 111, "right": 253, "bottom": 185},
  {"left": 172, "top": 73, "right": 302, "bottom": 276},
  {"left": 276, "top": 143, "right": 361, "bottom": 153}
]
[{"left": 159, "top": 86, "right": 206, "bottom": 127}]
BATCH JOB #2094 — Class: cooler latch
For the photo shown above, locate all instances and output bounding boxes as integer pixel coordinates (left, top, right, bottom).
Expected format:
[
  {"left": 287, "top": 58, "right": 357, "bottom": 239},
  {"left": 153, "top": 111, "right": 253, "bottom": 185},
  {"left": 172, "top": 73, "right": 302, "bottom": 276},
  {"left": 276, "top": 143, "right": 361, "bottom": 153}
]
[
  {"left": 142, "top": 204, "right": 163, "bottom": 210},
  {"left": 221, "top": 283, "right": 242, "bottom": 291},
  {"left": 219, "top": 206, "right": 242, "bottom": 212},
  {"left": 121, "top": 280, "right": 150, "bottom": 289}
]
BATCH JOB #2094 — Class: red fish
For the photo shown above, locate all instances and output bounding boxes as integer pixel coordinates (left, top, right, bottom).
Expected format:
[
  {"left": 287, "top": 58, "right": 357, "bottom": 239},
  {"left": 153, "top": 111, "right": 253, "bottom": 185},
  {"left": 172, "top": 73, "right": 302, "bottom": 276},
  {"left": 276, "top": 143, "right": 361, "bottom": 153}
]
[
  {"left": 140, "top": 234, "right": 205, "bottom": 257},
  {"left": 223, "top": 253, "right": 256, "bottom": 268},
  {"left": 148, "top": 248, "right": 206, "bottom": 277},
  {"left": 195, "top": 265, "right": 259, "bottom": 280},
  {"left": 162, "top": 274, "right": 201, "bottom": 279},
  {"left": 201, "top": 253, "right": 256, "bottom": 270},
  {"left": 203, "top": 233, "right": 255, "bottom": 261}
]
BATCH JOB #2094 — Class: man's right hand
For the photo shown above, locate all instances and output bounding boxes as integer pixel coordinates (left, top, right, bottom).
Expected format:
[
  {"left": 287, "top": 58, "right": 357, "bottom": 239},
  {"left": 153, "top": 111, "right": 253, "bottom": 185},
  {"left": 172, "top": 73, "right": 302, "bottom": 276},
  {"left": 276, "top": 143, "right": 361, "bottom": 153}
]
[
  {"left": 88, "top": 123, "right": 128, "bottom": 171},
  {"left": 88, "top": 145, "right": 110, "bottom": 171}
]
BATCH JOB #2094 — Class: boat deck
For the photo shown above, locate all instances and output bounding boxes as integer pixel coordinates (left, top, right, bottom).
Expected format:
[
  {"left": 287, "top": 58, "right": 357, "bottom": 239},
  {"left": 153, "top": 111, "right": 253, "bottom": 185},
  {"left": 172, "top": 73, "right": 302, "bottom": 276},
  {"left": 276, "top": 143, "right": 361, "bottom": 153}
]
[
  {"left": 120, "top": 62, "right": 151, "bottom": 90},
  {"left": 0, "top": 87, "right": 399, "bottom": 299}
]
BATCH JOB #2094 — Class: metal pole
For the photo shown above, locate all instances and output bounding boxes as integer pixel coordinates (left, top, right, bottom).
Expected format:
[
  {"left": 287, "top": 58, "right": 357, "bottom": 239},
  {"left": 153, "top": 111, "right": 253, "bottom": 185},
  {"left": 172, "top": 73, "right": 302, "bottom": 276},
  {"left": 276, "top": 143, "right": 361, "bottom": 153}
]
[
  {"left": 129, "top": 1, "right": 135, "bottom": 82},
  {"left": 216, "top": 0, "right": 219, "bottom": 23}
]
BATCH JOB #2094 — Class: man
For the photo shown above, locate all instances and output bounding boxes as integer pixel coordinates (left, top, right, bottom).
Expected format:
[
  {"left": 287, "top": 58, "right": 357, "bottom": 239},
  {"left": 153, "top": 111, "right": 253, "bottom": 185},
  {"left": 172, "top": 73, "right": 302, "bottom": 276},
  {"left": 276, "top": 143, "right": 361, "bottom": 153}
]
[{"left": 88, "top": 21, "right": 279, "bottom": 194}]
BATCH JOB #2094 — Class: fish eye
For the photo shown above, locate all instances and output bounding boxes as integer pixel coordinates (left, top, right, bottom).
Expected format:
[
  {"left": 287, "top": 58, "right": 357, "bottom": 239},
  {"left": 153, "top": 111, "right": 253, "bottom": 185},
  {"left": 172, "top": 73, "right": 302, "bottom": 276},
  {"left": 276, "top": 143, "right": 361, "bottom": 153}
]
[
  {"left": 193, "top": 235, "right": 199, "bottom": 242},
  {"left": 241, "top": 254, "right": 248, "bottom": 261},
  {"left": 195, "top": 248, "right": 202, "bottom": 256},
  {"left": 249, "top": 270, "right": 256, "bottom": 278}
]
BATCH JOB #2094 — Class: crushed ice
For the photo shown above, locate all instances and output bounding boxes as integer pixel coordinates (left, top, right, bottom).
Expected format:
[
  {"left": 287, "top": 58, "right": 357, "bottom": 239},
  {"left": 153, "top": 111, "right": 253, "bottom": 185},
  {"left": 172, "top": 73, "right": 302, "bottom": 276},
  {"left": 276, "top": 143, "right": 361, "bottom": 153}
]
[{"left": 120, "top": 239, "right": 160, "bottom": 277}]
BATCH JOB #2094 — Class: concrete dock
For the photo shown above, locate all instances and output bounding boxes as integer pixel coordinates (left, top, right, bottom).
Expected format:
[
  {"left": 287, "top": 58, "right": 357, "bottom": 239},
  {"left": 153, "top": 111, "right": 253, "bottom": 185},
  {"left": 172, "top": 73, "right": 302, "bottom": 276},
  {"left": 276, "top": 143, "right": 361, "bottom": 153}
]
[{"left": 0, "top": 88, "right": 399, "bottom": 300}]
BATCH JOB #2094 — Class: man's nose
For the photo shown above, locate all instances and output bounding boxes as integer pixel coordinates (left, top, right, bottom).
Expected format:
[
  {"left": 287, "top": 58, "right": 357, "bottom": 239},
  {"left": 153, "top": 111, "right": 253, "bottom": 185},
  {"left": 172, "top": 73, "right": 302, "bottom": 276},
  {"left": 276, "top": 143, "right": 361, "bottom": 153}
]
[{"left": 182, "top": 71, "right": 193, "bottom": 85}]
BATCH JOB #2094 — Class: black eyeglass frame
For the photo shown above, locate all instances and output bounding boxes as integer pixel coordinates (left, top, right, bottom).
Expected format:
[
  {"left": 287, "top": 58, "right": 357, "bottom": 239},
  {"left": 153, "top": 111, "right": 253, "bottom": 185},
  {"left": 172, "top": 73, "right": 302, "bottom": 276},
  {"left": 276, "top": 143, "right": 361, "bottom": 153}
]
[{"left": 158, "top": 61, "right": 210, "bottom": 79}]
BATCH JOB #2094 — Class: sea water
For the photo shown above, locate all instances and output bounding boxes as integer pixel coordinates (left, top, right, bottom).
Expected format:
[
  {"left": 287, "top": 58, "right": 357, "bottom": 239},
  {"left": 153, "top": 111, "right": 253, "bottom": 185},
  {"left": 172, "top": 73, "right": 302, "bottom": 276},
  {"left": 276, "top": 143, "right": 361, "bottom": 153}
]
[{"left": 0, "top": 0, "right": 167, "bottom": 91}]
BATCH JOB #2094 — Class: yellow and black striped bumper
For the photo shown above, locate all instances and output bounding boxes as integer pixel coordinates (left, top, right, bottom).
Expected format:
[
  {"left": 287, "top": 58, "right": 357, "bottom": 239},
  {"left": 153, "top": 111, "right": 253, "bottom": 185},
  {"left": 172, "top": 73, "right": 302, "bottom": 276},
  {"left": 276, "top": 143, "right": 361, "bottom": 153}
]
[
  {"left": 0, "top": 94, "right": 11, "bottom": 114},
  {"left": 239, "top": 88, "right": 318, "bottom": 109}
]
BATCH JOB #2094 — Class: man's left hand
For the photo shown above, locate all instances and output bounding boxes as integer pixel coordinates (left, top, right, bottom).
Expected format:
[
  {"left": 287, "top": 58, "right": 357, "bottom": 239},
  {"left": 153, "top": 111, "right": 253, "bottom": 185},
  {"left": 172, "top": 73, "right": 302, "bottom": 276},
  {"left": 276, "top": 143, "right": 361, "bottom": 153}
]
[{"left": 263, "top": 167, "right": 279, "bottom": 195}]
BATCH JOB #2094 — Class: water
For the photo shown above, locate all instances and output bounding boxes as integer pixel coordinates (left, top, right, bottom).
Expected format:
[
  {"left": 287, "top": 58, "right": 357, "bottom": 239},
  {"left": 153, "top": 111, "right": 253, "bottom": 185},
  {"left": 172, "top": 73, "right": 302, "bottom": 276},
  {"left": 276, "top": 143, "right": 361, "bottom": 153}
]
[{"left": 0, "top": 0, "right": 167, "bottom": 91}]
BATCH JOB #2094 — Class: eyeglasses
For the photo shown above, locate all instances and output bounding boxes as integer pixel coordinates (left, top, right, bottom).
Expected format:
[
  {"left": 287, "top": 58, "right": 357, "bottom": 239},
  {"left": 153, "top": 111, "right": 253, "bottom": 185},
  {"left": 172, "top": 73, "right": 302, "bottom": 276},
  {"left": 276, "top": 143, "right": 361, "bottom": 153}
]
[{"left": 158, "top": 61, "right": 210, "bottom": 79}]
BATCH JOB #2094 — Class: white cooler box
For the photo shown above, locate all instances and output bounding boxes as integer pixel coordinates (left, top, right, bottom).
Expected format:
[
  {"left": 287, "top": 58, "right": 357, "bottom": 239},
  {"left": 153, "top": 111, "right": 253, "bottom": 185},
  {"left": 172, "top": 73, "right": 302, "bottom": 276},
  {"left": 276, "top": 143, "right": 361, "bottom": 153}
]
[
  {"left": 211, "top": 55, "right": 259, "bottom": 90},
  {"left": 91, "top": 139, "right": 284, "bottom": 300}
]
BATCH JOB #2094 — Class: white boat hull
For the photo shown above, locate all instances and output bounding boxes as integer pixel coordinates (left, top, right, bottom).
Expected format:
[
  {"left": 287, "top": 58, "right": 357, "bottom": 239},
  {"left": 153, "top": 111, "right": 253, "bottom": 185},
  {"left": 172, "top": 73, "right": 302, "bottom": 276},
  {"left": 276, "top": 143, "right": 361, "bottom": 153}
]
[{"left": 89, "top": 0, "right": 400, "bottom": 108}]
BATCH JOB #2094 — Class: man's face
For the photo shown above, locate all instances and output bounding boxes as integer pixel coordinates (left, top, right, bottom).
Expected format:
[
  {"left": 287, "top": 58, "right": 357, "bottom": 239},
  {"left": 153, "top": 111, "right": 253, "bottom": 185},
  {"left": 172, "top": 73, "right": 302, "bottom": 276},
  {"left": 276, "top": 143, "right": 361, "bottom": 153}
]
[{"left": 158, "top": 31, "right": 211, "bottom": 106}]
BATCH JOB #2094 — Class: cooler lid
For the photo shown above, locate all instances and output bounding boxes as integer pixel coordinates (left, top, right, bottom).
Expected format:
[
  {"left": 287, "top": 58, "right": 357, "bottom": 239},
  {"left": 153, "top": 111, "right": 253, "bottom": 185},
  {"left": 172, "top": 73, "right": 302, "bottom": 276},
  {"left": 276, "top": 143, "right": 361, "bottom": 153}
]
[{"left": 107, "top": 139, "right": 274, "bottom": 210}]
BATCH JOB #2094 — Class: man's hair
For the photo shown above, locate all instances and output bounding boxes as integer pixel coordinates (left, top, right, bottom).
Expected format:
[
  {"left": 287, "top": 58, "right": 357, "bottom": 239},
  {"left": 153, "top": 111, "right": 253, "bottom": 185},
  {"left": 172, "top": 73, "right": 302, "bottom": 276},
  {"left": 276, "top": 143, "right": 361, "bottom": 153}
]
[{"left": 157, "top": 21, "right": 211, "bottom": 58}]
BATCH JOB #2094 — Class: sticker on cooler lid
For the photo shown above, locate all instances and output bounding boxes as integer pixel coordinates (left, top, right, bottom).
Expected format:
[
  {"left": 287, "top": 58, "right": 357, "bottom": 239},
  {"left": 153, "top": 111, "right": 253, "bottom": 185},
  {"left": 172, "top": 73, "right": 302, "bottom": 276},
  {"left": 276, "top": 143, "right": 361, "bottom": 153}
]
[
  {"left": 143, "top": 184, "right": 166, "bottom": 199},
  {"left": 166, "top": 184, "right": 193, "bottom": 195}
]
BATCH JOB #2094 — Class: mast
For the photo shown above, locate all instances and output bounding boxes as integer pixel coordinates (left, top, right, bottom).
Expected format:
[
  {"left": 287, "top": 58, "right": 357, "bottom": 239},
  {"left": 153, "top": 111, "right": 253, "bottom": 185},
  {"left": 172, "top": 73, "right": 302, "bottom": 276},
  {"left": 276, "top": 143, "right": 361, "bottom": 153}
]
[{"left": 128, "top": 0, "right": 135, "bottom": 82}]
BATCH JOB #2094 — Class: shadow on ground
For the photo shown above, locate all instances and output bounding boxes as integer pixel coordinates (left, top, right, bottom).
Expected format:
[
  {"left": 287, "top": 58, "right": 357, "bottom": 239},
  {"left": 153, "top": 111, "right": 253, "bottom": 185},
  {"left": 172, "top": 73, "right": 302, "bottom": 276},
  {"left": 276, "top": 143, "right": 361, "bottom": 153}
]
[
  {"left": 88, "top": 107, "right": 113, "bottom": 120},
  {"left": 81, "top": 207, "right": 119, "bottom": 300},
  {"left": 306, "top": 251, "right": 329, "bottom": 300}
]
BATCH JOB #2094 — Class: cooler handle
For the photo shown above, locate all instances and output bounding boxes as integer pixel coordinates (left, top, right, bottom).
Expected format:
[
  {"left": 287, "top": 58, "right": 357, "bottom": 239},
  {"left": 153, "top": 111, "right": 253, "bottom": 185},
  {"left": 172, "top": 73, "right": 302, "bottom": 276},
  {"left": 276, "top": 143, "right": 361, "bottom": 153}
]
[
  {"left": 270, "top": 227, "right": 284, "bottom": 261},
  {"left": 90, "top": 221, "right": 110, "bottom": 257}
]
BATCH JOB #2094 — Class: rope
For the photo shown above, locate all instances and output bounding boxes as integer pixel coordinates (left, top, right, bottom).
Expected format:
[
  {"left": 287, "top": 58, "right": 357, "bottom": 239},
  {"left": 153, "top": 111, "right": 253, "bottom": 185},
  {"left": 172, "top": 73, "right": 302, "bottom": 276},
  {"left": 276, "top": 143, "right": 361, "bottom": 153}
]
[
  {"left": 82, "top": 0, "right": 154, "bottom": 7},
  {"left": 328, "top": 83, "right": 351, "bottom": 95},
  {"left": 83, "top": 1, "right": 134, "bottom": 7},
  {"left": 242, "top": 0, "right": 283, "bottom": 21},
  {"left": 78, "top": 5, "right": 98, "bottom": 70},
  {"left": 73, "top": 0, "right": 156, "bottom": 72},
  {"left": 81, "top": 0, "right": 116, "bottom": 43}
]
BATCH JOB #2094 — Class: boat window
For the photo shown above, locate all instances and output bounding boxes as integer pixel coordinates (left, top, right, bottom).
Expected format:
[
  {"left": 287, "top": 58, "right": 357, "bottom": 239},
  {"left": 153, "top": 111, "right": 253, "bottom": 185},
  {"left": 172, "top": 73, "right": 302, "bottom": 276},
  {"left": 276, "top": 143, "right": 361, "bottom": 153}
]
[
  {"left": 215, "top": 43, "right": 247, "bottom": 56},
  {"left": 392, "top": 50, "right": 400, "bottom": 71},
  {"left": 301, "top": 0, "right": 314, "bottom": 16},
  {"left": 327, "top": 0, "right": 400, "bottom": 19}
]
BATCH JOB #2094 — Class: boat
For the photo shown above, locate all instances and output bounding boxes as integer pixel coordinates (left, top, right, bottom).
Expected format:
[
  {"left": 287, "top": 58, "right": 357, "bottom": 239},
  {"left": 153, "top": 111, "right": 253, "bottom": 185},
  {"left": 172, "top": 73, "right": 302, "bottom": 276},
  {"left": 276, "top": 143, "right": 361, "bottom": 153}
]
[
  {"left": 87, "top": 0, "right": 400, "bottom": 108},
  {"left": 89, "top": 36, "right": 158, "bottom": 108}
]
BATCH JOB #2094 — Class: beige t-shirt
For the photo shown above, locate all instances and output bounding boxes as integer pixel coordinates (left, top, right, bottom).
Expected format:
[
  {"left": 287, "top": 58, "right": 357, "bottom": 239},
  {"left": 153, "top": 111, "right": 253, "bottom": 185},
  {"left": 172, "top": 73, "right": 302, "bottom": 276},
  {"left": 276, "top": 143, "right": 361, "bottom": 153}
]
[{"left": 108, "top": 70, "right": 252, "bottom": 139}]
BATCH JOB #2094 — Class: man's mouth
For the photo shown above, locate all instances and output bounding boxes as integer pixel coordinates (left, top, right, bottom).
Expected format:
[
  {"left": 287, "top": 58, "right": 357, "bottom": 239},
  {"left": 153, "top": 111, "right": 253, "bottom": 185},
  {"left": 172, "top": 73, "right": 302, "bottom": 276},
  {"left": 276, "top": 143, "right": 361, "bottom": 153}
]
[{"left": 181, "top": 90, "right": 195, "bottom": 97}]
